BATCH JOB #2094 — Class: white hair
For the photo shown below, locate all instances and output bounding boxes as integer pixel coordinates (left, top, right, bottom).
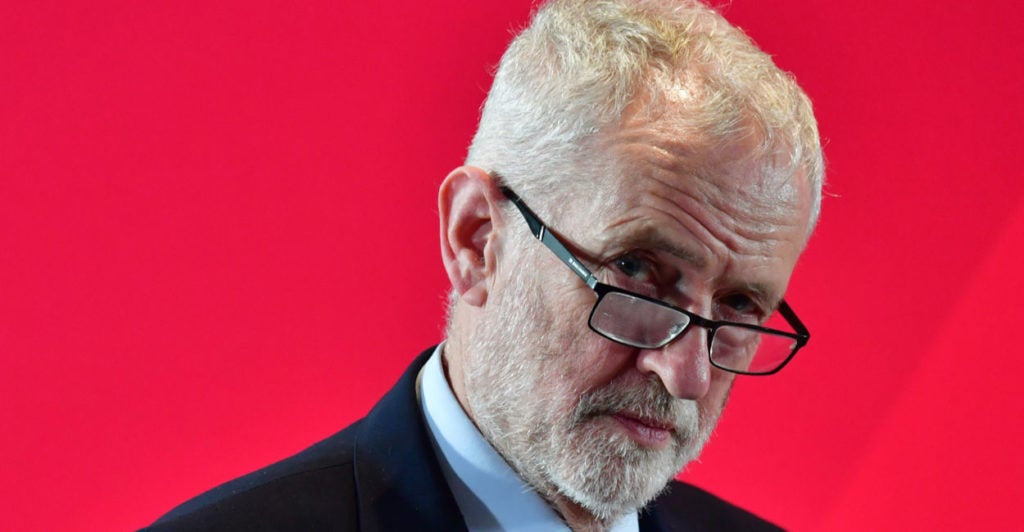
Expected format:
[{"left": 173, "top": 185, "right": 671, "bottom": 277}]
[{"left": 467, "top": 0, "right": 823, "bottom": 224}]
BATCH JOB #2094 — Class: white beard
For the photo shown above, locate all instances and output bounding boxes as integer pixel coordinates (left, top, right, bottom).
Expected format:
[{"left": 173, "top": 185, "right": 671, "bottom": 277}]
[{"left": 461, "top": 269, "right": 716, "bottom": 523}]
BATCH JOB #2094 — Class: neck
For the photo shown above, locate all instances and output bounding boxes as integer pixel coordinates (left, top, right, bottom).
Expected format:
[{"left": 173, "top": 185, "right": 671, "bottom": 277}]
[
  {"left": 439, "top": 328, "right": 474, "bottom": 426},
  {"left": 551, "top": 497, "right": 616, "bottom": 532}
]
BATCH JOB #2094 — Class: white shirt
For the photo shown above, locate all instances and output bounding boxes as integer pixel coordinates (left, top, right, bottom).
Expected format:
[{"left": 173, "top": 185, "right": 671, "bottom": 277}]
[{"left": 418, "top": 346, "right": 639, "bottom": 532}]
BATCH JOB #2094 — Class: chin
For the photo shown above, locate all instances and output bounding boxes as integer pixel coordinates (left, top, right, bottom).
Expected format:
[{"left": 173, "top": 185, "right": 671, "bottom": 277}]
[{"left": 543, "top": 417, "right": 697, "bottom": 522}]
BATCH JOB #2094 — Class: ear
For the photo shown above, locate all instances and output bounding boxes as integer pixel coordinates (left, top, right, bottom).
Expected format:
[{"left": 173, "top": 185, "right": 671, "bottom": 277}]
[{"left": 438, "top": 166, "right": 505, "bottom": 307}]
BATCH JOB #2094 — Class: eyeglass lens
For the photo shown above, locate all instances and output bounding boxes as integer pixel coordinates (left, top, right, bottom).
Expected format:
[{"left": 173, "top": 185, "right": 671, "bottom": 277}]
[
  {"left": 590, "top": 291, "right": 691, "bottom": 348},
  {"left": 589, "top": 291, "right": 798, "bottom": 374}
]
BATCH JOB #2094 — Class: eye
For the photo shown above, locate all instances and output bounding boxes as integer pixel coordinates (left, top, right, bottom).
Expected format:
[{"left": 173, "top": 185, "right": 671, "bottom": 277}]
[
  {"left": 718, "top": 293, "right": 764, "bottom": 322},
  {"left": 613, "top": 253, "right": 655, "bottom": 282}
]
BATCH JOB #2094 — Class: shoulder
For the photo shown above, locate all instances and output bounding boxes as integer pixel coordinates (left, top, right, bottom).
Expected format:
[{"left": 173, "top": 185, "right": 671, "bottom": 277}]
[
  {"left": 144, "top": 421, "right": 363, "bottom": 531},
  {"left": 641, "top": 480, "right": 784, "bottom": 532},
  {"left": 143, "top": 348, "right": 442, "bottom": 531}
]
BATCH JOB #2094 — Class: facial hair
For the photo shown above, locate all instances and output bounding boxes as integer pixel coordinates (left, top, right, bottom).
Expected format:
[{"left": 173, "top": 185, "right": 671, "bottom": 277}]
[{"left": 461, "top": 267, "right": 717, "bottom": 523}]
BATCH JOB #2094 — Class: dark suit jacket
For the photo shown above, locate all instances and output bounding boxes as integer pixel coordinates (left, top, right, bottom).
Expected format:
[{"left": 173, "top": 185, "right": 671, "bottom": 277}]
[{"left": 147, "top": 347, "right": 782, "bottom": 531}]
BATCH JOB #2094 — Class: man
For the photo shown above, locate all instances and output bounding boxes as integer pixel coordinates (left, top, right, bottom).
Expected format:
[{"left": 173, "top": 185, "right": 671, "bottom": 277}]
[{"left": 148, "top": 0, "right": 822, "bottom": 530}]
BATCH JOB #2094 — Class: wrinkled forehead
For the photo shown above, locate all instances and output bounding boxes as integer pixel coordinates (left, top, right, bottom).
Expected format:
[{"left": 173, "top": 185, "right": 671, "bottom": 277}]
[
  {"left": 562, "top": 99, "right": 815, "bottom": 248},
  {"left": 594, "top": 95, "right": 809, "bottom": 195}
]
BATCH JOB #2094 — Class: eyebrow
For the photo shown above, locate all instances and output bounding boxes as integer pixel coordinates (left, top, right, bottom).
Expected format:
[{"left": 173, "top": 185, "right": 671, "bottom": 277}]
[
  {"left": 607, "top": 224, "right": 708, "bottom": 270},
  {"left": 608, "top": 225, "right": 783, "bottom": 309}
]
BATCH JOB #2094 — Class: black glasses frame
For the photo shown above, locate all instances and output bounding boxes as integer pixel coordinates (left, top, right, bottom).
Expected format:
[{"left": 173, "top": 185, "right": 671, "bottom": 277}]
[{"left": 499, "top": 185, "right": 810, "bottom": 376}]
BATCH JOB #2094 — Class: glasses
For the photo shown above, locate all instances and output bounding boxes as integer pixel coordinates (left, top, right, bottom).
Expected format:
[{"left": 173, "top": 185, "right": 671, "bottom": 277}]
[{"left": 500, "top": 186, "right": 810, "bottom": 376}]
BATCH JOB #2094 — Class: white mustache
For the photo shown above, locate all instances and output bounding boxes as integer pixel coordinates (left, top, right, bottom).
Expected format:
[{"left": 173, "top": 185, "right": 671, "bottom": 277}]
[{"left": 571, "top": 376, "right": 698, "bottom": 438}]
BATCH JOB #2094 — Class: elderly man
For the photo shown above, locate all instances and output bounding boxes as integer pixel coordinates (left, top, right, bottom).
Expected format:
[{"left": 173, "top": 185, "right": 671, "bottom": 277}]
[{"left": 149, "top": 0, "right": 822, "bottom": 530}]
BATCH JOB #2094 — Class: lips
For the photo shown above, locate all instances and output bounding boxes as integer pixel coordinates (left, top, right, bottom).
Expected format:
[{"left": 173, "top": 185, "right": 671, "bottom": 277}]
[{"left": 611, "top": 412, "right": 674, "bottom": 449}]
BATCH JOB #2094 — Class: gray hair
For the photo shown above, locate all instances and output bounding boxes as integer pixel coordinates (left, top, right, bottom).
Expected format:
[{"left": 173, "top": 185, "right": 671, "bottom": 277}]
[
  {"left": 447, "top": 0, "right": 825, "bottom": 326},
  {"left": 466, "top": 0, "right": 824, "bottom": 224}
]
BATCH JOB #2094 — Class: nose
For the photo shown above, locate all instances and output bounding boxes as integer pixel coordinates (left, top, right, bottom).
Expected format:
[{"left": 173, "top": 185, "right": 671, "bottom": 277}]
[{"left": 635, "top": 326, "right": 712, "bottom": 400}]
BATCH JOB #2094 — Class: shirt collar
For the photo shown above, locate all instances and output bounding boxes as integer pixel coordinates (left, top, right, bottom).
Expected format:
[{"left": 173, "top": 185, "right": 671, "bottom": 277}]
[{"left": 419, "top": 345, "right": 638, "bottom": 532}]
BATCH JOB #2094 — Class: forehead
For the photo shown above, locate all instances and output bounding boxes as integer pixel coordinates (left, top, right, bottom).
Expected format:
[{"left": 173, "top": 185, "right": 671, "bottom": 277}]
[{"left": 567, "top": 108, "right": 813, "bottom": 298}]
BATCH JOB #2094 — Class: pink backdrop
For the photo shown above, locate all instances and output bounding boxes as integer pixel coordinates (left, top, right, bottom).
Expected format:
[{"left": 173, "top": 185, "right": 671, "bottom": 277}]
[{"left": 3, "top": 2, "right": 1022, "bottom": 530}]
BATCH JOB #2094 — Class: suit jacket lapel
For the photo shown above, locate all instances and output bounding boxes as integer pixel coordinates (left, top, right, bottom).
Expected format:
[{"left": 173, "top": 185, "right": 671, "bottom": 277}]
[{"left": 352, "top": 348, "right": 468, "bottom": 531}]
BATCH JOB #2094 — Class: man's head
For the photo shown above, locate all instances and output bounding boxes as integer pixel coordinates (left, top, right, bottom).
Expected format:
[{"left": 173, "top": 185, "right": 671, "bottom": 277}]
[{"left": 439, "top": 0, "right": 822, "bottom": 526}]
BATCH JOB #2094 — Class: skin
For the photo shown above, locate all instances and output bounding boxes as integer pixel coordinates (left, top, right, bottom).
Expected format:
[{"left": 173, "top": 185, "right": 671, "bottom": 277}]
[{"left": 439, "top": 105, "right": 813, "bottom": 530}]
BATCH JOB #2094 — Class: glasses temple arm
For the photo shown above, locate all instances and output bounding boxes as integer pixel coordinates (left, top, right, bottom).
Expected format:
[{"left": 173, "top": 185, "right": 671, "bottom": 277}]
[
  {"left": 500, "top": 186, "right": 599, "bottom": 289},
  {"left": 778, "top": 300, "right": 810, "bottom": 342}
]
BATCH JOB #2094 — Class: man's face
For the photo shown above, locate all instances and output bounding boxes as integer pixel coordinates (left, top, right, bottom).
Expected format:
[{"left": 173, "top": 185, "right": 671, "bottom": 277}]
[{"left": 461, "top": 112, "right": 812, "bottom": 521}]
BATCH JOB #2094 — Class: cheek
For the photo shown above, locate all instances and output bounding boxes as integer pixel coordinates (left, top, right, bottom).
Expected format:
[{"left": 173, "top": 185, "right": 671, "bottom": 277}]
[
  {"left": 529, "top": 281, "right": 596, "bottom": 357},
  {"left": 699, "top": 370, "right": 735, "bottom": 420},
  {"left": 520, "top": 270, "right": 641, "bottom": 401},
  {"left": 554, "top": 334, "right": 640, "bottom": 401}
]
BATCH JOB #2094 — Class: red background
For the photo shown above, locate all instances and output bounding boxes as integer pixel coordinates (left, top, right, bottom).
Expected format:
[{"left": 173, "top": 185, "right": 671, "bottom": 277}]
[{"left": 3, "top": 2, "right": 1022, "bottom": 530}]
